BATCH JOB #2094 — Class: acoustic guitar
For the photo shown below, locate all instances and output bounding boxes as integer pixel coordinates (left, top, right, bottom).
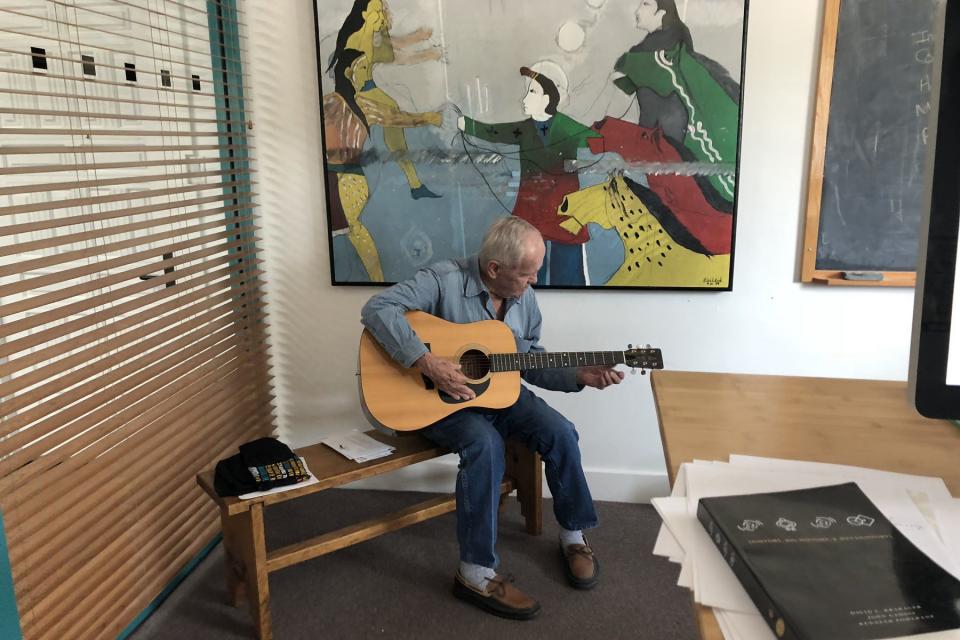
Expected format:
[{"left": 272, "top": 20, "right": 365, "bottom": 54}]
[{"left": 358, "top": 311, "right": 664, "bottom": 432}]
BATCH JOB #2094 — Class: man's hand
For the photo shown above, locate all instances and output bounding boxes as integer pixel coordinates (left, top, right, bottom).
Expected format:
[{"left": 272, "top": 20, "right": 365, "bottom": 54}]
[
  {"left": 415, "top": 352, "right": 476, "bottom": 401},
  {"left": 576, "top": 365, "right": 625, "bottom": 390}
]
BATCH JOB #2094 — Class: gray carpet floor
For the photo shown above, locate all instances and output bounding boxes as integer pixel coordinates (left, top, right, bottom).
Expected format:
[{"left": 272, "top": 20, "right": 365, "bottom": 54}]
[{"left": 130, "top": 488, "right": 698, "bottom": 640}]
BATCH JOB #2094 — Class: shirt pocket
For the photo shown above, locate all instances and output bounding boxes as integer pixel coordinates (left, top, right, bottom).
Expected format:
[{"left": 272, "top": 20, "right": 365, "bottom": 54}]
[{"left": 513, "top": 333, "right": 536, "bottom": 353}]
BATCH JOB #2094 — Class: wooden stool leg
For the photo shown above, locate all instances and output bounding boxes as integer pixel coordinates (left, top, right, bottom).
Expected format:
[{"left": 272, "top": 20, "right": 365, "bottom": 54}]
[
  {"left": 224, "top": 503, "right": 272, "bottom": 640},
  {"left": 220, "top": 508, "right": 246, "bottom": 608},
  {"left": 505, "top": 440, "right": 543, "bottom": 535}
]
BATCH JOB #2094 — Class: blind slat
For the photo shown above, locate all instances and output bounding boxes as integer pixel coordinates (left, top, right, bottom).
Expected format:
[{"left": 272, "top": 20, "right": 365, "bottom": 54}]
[
  {"left": 0, "top": 314, "right": 265, "bottom": 463},
  {"left": 0, "top": 168, "right": 255, "bottom": 197},
  {"left": 0, "top": 286, "right": 263, "bottom": 412},
  {"left": 8, "top": 208, "right": 252, "bottom": 261},
  {"left": 2, "top": 354, "right": 271, "bottom": 518},
  {"left": 0, "top": 106, "right": 248, "bottom": 127},
  {"left": 0, "top": 336, "right": 270, "bottom": 482},
  {"left": 0, "top": 191, "right": 259, "bottom": 236},
  {"left": 15, "top": 394, "right": 271, "bottom": 568},
  {"left": 0, "top": 126, "right": 232, "bottom": 138},
  {"left": 12, "top": 387, "right": 271, "bottom": 583},
  {"left": 0, "top": 48, "right": 248, "bottom": 92},
  {"left": 40, "top": 506, "right": 216, "bottom": 637},
  {"left": 0, "top": 177, "right": 253, "bottom": 216},
  {"left": 1, "top": 203, "right": 253, "bottom": 257},
  {"left": 0, "top": 9, "right": 246, "bottom": 69},
  {"left": 96, "top": 518, "right": 223, "bottom": 640},
  {"left": 0, "top": 232, "right": 258, "bottom": 313},
  {"left": 0, "top": 157, "right": 241, "bottom": 177},
  {"left": 0, "top": 261, "right": 261, "bottom": 375},
  {"left": 11, "top": 409, "right": 267, "bottom": 585},
  {"left": 0, "top": 256, "right": 262, "bottom": 360},
  {"left": 0, "top": 214, "right": 257, "bottom": 278},
  {"left": 108, "top": 0, "right": 246, "bottom": 36},
  {"left": 0, "top": 67, "right": 227, "bottom": 101},
  {"left": 0, "top": 143, "right": 250, "bottom": 157},
  {"left": 0, "top": 85, "right": 237, "bottom": 112},
  {"left": 27, "top": 495, "right": 215, "bottom": 635},
  {"left": 0, "top": 345, "right": 272, "bottom": 506},
  {"left": 169, "top": 0, "right": 248, "bottom": 20},
  {"left": 46, "top": 0, "right": 243, "bottom": 54}
]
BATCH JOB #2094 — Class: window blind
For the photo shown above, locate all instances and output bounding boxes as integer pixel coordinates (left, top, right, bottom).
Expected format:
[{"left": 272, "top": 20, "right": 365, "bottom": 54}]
[{"left": 0, "top": 1, "right": 273, "bottom": 638}]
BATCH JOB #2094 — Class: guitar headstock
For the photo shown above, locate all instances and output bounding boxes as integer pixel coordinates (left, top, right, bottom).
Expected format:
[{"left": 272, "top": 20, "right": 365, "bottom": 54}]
[{"left": 624, "top": 345, "right": 664, "bottom": 371}]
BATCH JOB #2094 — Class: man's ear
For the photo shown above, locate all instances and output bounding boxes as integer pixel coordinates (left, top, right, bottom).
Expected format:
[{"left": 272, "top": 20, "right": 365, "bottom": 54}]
[{"left": 485, "top": 260, "right": 501, "bottom": 279}]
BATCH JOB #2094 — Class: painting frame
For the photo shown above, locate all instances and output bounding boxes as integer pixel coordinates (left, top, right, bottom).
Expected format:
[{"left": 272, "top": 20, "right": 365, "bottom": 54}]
[{"left": 314, "top": 0, "right": 749, "bottom": 291}]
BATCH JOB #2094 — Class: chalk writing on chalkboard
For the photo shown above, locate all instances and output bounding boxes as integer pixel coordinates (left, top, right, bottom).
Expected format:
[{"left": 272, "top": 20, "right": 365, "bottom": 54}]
[{"left": 802, "top": 0, "right": 943, "bottom": 286}]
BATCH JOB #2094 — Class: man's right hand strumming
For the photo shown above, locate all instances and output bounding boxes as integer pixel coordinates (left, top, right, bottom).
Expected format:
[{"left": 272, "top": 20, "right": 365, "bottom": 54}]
[{"left": 415, "top": 352, "right": 476, "bottom": 401}]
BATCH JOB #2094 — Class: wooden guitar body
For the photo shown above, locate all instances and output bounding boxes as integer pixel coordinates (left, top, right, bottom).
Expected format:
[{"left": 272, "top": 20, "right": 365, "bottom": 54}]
[{"left": 359, "top": 311, "right": 522, "bottom": 431}]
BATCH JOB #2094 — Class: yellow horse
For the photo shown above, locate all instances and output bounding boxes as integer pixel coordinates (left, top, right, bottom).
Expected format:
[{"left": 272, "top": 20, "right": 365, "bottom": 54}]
[{"left": 558, "top": 175, "right": 730, "bottom": 288}]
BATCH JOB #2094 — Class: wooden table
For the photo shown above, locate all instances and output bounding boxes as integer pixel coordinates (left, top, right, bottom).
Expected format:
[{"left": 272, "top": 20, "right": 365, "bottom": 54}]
[
  {"left": 650, "top": 370, "right": 960, "bottom": 640},
  {"left": 197, "top": 430, "right": 542, "bottom": 639}
]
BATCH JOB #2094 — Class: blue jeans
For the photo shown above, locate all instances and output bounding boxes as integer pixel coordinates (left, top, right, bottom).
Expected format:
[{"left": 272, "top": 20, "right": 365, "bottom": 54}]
[{"left": 420, "top": 387, "right": 598, "bottom": 568}]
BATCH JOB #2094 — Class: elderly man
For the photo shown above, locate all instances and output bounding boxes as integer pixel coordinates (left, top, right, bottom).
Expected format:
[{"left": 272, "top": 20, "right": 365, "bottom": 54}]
[{"left": 360, "top": 217, "right": 623, "bottom": 619}]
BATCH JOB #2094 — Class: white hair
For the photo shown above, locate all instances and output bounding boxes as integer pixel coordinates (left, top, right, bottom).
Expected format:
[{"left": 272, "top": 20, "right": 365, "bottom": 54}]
[{"left": 478, "top": 217, "right": 540, "bottom": 268}]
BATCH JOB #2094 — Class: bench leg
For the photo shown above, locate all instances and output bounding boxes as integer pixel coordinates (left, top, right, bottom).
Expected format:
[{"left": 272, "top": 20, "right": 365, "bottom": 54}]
[
  {"left": 505, "top": 440, "right": 543, "bottom": 535},
  {"left": 222, "top": 503, "right": 272, "bottom": 640},
  {"left": 221, "top": 508, "right": 245, "bottom": 608}
]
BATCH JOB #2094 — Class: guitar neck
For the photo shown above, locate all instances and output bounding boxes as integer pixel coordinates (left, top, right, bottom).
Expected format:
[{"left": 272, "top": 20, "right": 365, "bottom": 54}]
[{"left": 489, "top": 351, "right": 626, "bottom": 372}]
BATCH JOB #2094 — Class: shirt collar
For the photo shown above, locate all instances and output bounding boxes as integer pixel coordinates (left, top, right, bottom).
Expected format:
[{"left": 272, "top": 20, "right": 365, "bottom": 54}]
[
  {"left": 464, "top": 255, "right": 486, "bottom": 298},
  {"left": 464, "top": 254, "right": 525, "bottom": 305}
]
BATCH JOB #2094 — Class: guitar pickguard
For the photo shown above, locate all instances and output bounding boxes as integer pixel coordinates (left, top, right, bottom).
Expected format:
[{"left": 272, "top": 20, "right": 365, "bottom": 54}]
[{"left": 438, "top": 380, "right": 491, "bottom": 405}]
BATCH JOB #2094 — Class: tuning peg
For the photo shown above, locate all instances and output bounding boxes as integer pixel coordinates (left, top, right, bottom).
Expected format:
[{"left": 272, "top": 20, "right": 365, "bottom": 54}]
[
  {"left": 628, "top": 343, "right": 633, "bottom": 349},
  {"left": 630, "top": 367, "right": 637, "bottom": 375},
  {"left": 641, "top": 368, "right": 647, "bottom": 376}
]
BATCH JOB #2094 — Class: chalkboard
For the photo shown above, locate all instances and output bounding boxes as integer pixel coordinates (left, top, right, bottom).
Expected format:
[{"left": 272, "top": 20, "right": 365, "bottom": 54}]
[{"left": 802, "top": 0, "right": 943, "bottom": 286}]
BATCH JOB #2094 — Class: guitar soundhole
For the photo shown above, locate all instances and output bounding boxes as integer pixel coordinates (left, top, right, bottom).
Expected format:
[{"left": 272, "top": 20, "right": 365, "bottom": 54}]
[{"left": 459, "top": 349, "right": 490, "bottom": 381}]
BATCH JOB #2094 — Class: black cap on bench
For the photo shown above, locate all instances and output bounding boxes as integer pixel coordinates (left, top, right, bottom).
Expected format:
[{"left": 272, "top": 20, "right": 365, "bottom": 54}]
[{"left": 213, "top": 437, "right": 309, "bottom": 497}]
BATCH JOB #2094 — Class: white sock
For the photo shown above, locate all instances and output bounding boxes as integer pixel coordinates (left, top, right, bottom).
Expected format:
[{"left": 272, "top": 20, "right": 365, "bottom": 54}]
[
  {"left": 559, "top": 527, "right": 585, "bottom": 548},
  {"left": 459, "top": 561, "right": 496, "bottom": 590}
]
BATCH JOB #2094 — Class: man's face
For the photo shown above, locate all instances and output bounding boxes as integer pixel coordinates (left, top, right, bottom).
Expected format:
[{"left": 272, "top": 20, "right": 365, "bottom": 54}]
[
  {"left": 346, "top": 56, "right": 369, "bottom": 90},
  {"left": 488, "top": 235, "right": 545, "bottom": 299},
  {"left": 522, "top": 80, "right": 551, "bottom": 117},
  {"left": 635, "top": 0, "right": 665, "bottom": 33}
]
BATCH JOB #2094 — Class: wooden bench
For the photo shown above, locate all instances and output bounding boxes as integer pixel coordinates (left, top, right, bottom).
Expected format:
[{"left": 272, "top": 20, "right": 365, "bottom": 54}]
[{"left": 196, "top": 430, "right": 543, "bottom": 640}]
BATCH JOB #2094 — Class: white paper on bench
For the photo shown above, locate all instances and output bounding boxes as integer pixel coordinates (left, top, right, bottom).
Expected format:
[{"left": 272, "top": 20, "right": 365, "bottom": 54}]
[{"left": 321, "top": 429, "right": 395, "bottom": 462}]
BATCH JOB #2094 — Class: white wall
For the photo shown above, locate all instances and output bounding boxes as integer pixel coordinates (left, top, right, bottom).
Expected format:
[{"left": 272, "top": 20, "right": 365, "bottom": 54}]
[{"left": 244, "top": 0, "right": 916, "bottom": 503}]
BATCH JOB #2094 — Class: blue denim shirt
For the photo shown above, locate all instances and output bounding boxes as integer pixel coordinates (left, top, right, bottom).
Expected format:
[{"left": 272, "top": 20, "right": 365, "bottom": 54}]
[{"left": 360, "top": 255, "right": 581, "bottom": 392}]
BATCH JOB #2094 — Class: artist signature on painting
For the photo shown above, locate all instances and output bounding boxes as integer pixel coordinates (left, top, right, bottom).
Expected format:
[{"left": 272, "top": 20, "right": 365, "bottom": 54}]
[{"left": 702, "top": 277, "right": 723, "bottom": 286}]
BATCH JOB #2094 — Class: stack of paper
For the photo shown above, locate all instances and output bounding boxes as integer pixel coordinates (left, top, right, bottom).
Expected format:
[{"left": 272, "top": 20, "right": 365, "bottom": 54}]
[
  {"left": 652, "top": 456, "right": 960, "bottom": 640},
  {"left": 321, "top": 429, "right": 396, "bottom": 463}
]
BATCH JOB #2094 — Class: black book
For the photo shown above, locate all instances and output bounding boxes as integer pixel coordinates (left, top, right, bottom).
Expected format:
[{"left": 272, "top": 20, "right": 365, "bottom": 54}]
[{"left": 697, "top": 482, "right": 960, "bottom": 640}]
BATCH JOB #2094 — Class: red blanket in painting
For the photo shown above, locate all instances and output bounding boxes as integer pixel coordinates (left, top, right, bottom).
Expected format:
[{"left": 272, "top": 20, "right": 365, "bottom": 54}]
[
  {"left": 513, "top": 171, "right": 589, "bottom": 245},
  {"left": 589, "top": 117, "right": 732, "bottom": 255}
]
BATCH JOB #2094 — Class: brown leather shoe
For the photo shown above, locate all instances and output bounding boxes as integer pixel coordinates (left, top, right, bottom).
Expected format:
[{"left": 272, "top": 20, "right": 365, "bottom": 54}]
[
  {"left": 452, "top": 572, "right": 541, "bottom": 620},
  {"left": 561, "top": 539, "right": 600, "bottom": 589}
]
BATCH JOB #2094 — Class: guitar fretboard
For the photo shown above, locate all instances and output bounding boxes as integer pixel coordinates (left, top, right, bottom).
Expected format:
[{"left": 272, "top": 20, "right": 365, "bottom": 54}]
[{"left": 490, "top": 351, "right": 625, "bottom": 372}]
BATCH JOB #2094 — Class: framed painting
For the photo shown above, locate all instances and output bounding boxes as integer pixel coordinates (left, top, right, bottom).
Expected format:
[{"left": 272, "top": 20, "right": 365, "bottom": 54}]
[{"left": 314, "top": 0, "right": 748, "bottom": 289}]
